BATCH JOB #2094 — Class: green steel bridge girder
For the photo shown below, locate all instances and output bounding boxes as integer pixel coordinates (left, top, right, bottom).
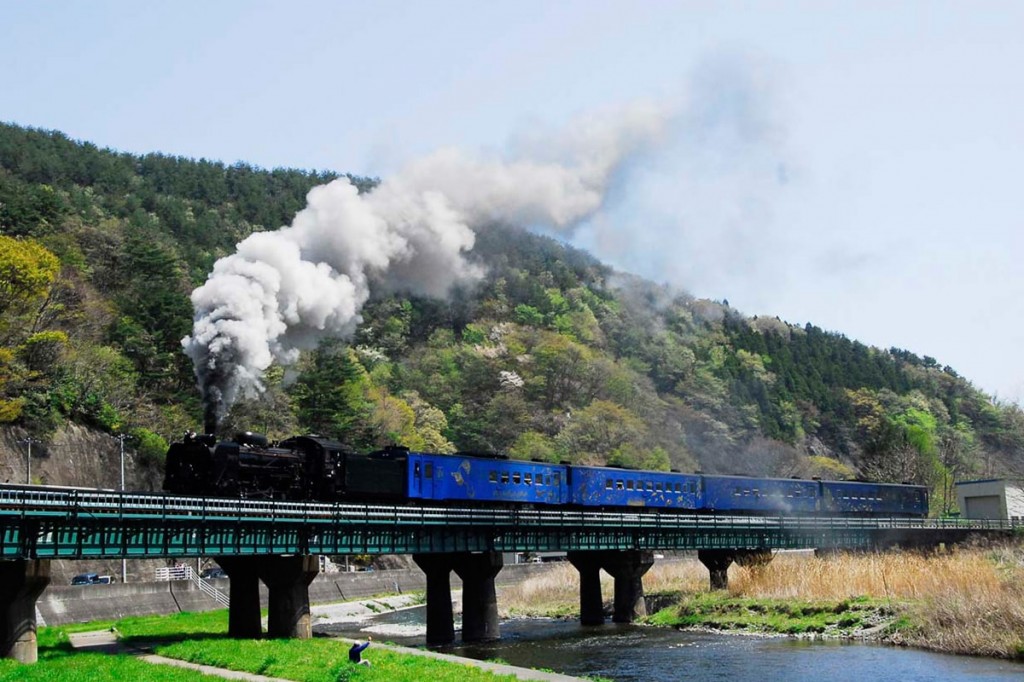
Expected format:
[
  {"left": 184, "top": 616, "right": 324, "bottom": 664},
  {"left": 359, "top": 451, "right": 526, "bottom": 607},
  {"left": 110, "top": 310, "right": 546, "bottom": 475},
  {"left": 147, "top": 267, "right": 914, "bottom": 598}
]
[
  {"left": 0, "top": 519, "right": 1001, "bottom": 559},
  {"left": 0, "top": 487, "right": 1017, "bottom": 560}
]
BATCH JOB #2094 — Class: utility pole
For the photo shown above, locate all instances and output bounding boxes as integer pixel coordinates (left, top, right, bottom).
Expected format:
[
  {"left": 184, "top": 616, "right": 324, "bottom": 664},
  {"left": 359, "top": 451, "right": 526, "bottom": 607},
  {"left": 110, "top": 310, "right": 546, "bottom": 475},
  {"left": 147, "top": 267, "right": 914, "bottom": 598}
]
[
  {"left": 17, "top": 437, "right": 40, "bottom": 484},
  {"left": 114, "top": 433, "right": 131, "bottom": 584}
]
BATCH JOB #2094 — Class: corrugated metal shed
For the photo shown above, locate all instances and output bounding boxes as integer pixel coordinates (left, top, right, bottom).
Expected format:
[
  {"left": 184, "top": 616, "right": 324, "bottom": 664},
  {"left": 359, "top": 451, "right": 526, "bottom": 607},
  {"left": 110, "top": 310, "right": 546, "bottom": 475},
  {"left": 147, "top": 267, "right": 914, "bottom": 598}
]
[{"left": 954, "top": 479, "right": 1024, "bottom": 520}]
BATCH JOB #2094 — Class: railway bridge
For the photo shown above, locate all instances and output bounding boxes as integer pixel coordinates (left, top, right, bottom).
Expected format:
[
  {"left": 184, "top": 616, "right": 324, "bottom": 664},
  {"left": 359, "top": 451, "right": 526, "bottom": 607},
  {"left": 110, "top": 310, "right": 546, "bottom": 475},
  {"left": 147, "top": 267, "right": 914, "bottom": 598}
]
[{"left": 0, "top": 484, "right": 1018, "bottom": 663}]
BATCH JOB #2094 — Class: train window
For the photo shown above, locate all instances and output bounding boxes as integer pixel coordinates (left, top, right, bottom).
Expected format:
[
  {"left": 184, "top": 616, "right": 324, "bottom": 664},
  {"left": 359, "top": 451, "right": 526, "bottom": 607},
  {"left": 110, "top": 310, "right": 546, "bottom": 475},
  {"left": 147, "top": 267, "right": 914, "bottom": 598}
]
[
  {"left": 793, "top": 489, "right": 801, "bottom": 497},
  {"left": 655, "top": 482, "right": 663, "bottom": 491},
  {"left": 676, "top": 483, "right": 683, "bottom": 493},
  {"left": 425, "top": 463, "right": 433, "bottom": 479},
  {"left": 734, "top": 487, "right": 742, "bottom": 496},
  {"left": 414, "top": 463, "right": 421, "bottom": 477},
  {"left": 626, "top": 480, "right": 634, "bottom": 490},
  {"left": 525, "top": 473, "right": 532, "bottom": 485},
  {"left": 513, "top": 472, "right": 521, "bottom": 485},
  {"left": 489, "top": 471, "right": 497, "bottom": 483},
  {"left": 606, "top": 479, "right": 614, "bottom": 490},
  {"left": 690, "top": 482, "right": 697, "bottom": 494},
  {"left": 501, "top": 472, "right": 510, "bottom": 484},
  {"left": 553, "top": 472, "right": 561, "bottom": 485},
  {"left": 645, "top": 481, "right": 653, "bottom": 491},
  {"left": 752, "top": 488, "right": 759, "bottom": 497},
  {"left": 616, "top": 480, "right": 624, "bottom": 490}
]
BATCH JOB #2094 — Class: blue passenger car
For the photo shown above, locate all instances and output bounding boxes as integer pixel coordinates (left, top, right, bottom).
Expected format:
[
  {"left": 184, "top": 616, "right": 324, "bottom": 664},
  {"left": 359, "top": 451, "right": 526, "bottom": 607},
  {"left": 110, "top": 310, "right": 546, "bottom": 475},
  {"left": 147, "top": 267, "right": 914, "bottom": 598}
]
[
  {"left": 569, "top": 466, "right": 701, "bottom": 509},
  {"left": 820, "top": 480, "right": 928, "bottom": 517},
  {"left": 701, "top": 475, "right": 820, "bottom": 514},
  {"left": 406, "top": 452, "right": 569, "bottom": 505}
]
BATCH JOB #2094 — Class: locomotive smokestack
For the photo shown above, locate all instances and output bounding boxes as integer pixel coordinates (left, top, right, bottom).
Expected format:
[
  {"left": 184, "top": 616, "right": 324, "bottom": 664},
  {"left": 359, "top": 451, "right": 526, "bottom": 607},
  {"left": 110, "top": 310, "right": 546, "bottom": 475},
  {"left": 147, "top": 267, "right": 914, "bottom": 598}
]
[{"left": 204, "top": 408, "right": 218, "bottom": 436}]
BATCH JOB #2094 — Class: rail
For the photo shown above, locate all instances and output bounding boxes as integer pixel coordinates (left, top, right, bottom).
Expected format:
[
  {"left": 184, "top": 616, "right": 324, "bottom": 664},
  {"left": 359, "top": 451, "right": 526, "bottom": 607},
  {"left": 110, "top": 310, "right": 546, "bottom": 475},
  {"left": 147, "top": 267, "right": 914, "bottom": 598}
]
[{"left": 0, "top": 484, "right": 1020, "bottom": 533}]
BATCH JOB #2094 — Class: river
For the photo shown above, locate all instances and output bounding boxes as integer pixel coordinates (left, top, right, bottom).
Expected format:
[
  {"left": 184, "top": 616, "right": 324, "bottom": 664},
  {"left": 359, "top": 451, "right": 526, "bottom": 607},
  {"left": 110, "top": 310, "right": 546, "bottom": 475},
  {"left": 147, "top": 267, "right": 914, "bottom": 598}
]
[{"left": 318, "top": 606, "right": 1024, "bottom": 681}]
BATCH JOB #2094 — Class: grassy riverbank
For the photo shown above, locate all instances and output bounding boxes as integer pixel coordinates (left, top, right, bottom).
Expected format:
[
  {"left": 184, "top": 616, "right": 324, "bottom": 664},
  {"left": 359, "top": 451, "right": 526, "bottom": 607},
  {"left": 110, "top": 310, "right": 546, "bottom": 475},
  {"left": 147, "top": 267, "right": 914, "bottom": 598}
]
[
  {"left": 0, "top": 610, "right": 538, "bottom": 682},
  {"left": 0, "top": 616, "right": 231, "bottom": 682},
  {"left": 499, "top": 546, "right": 1024, "bottom": 659}
]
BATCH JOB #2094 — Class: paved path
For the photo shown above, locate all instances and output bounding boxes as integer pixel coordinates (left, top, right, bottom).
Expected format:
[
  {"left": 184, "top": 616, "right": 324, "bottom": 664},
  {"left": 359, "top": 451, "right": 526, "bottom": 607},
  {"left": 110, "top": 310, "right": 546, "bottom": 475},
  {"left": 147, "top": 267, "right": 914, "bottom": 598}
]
[
  {"left": 68, "top": 630, "right": 292, "bottom": 681},
  {"left": 68, "top": 626, "right": 591, "bottom": 682},
  {"left": 334, "top": 637, "right": 590, "bottom": 682},
  {"left": 310, "top": 593, "right": 424, "bottom": 624},
  {"left": 67, "top": 629, "right": 123, "bottom": 655}
]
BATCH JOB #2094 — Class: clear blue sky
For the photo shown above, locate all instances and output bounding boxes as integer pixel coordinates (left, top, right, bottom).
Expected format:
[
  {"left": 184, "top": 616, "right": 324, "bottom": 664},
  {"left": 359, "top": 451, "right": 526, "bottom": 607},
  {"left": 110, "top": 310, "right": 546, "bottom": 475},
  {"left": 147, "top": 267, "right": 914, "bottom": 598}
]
[{"left": 2, "top": 1, "right": 1022, "bottom": 402}]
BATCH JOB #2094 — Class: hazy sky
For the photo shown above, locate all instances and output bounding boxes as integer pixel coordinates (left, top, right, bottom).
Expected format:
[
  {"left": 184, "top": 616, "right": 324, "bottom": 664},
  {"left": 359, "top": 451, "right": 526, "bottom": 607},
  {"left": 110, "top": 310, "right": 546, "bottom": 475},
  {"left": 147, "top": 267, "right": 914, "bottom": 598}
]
[{"left": 2, "top": 1, "right": 1022, "bottom": 402}]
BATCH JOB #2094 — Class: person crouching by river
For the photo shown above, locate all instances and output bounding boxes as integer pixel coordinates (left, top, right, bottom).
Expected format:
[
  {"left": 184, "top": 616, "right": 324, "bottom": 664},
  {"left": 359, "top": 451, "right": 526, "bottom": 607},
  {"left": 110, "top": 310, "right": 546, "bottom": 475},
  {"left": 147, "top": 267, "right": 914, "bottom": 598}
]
[{"left": 349, "top": 636, "right": 372, "bottom": 667}]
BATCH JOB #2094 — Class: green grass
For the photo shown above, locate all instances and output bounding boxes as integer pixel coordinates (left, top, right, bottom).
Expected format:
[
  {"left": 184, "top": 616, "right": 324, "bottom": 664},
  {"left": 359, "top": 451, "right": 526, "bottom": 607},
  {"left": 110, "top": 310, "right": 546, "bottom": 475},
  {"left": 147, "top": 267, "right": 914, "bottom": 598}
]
[
  {"left": 30, "top": 610, "right": 531, "bottom": 682},
  {"left": 0, "top": 613, "right": 233, "bottom": 681},
  {"left": 155, "top": 638, "right": 523, "bottom": 682},
  {"left": 38, "top": 608, "right": 232, "bottom": 644},
  {"left": 113, "top": 609, "right": 231, "bottom": 642},
  {"left": 0, "top": 651, "right": 227, "bottom": 681},
  {"left": 644, "top": 593, "right": 889, "bottom": 635}
]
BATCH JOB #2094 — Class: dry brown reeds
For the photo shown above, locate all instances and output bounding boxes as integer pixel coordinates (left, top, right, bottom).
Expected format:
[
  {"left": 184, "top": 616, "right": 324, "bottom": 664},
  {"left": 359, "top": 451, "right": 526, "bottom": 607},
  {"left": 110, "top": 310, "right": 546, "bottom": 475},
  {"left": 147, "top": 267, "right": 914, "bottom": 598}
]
[
  {"left": 499, "top": 558, "right": 712, "bottom": 616},
  {"left": 729, "top": 548, "right": 1024, "bottom": 656},
  {"left": 728, "top": 549, "right": 1007, "bottom": 601},
  {"left": 498, "top": 547, "right": 1024, "bottom": 658}
]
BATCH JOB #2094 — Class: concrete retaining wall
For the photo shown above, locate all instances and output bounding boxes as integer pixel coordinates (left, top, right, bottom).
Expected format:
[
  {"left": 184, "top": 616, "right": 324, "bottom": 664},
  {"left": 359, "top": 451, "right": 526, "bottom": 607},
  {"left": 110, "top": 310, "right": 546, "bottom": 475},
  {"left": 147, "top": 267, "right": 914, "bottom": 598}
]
[{"left": 38, "top": 561, "right": 558, "bottom": 626}]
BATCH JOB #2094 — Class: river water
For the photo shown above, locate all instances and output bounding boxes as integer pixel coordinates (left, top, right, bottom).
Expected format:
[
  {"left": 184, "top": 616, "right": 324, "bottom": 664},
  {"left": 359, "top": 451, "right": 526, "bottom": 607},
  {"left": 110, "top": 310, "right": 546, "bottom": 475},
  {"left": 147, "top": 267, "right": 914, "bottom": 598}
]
[{"left": 318, "top": 606, "right": 1024, "bottom": 682}]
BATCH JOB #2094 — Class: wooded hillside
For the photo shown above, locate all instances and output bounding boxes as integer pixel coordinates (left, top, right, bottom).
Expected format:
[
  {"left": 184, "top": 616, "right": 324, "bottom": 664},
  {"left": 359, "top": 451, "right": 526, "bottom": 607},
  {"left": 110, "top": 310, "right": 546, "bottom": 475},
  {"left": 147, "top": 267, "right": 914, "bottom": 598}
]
[{"left": 2, "top": 122, "right": 1021, "bottom": 513}]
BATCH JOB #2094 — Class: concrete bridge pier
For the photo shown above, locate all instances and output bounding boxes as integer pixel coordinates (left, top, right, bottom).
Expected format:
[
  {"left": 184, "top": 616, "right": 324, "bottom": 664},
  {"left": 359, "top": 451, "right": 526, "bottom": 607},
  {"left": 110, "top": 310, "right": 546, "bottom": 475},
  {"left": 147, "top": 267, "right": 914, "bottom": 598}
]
[
  {"left": 0, "top": 560, "right": 50, "bottom": 663},
  {"left": 697, "top": 549, "right": 734, "bottom": 590},
  {"left": 567, "top": 551, "right": 605, "bottom": 626},
  {"left": 698, "top": 549, "right": 773, "bottom": 590},
  {"left": 215, "top": 556, "right": 263, "bottom": 638},
  {"left": 260, "top": 555, "right": 319, "bottom": 639},
  {"left": 453, "top": 551, "right": 503, "bottom": 642},
  {"left": 734, "top": 549, "right": 774, "bottom": 569},
  {"left": 413, "top": 553, "right": 456, "bottom": 645},
  {"left": 602, "top": 550, "right": 654, "bottom": 623}
]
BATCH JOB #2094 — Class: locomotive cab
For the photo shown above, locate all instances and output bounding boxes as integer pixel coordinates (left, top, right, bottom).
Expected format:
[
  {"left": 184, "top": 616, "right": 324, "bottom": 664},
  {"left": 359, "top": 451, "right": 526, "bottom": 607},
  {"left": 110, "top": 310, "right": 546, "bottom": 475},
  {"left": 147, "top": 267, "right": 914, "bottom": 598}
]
[{"left": 344, "top": 446, "right": 409, "bottom": 500}]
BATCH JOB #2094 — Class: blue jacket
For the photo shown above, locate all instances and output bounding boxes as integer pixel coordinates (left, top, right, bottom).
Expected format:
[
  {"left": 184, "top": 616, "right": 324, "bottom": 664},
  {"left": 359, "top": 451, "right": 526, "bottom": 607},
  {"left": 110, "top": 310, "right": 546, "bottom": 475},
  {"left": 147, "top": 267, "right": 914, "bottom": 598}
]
[{"left": 349, "top": 641, "right": 370, "bottom": 662}]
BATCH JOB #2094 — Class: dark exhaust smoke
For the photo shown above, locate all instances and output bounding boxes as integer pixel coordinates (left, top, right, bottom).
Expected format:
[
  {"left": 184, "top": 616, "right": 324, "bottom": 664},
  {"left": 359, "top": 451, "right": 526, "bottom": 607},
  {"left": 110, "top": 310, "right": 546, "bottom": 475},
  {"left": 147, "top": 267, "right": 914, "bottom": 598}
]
[{"left": 204, "top": 410, "right": 218, "bottom": 437}]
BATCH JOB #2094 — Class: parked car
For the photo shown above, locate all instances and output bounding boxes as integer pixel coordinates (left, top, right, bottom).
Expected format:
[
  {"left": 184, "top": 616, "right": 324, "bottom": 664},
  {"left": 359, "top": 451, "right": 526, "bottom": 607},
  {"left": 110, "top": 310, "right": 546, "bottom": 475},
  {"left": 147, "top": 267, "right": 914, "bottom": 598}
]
[
  {"left": 200, "top": 567, "right": 227, "bottom": 579},
  {"left": 70, "top": 573, "right": 113, "bottom": 585}
]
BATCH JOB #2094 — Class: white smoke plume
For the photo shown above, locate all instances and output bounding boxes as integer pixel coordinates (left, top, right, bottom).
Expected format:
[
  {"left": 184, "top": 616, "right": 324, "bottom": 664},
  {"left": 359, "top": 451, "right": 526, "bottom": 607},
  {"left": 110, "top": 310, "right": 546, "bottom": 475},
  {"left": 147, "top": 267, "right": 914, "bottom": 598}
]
[{"left": 183, "top": 103, "right": 669, "bottom": 429}]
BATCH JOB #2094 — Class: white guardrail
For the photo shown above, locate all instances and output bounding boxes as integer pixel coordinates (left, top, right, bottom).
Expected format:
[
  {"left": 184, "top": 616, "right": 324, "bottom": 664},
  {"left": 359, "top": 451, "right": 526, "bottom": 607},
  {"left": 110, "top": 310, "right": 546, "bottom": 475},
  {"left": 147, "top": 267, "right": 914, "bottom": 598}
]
[{"left": 154, "top": 564, "right": 229, "bottom": 607}]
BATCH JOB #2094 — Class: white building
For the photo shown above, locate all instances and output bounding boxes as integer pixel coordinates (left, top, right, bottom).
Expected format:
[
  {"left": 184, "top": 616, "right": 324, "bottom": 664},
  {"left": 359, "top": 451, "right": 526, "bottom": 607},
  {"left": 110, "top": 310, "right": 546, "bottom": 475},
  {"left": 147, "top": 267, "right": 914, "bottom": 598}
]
[{"left": 954, "top": 479, "right": 1024, "bottom": 521}]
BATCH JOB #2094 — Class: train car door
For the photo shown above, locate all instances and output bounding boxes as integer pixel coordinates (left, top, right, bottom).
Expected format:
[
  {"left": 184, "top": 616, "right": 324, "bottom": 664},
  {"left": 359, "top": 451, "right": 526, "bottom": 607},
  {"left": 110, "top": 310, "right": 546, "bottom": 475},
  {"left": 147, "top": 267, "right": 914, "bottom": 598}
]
[{"left": 410, "top": 454, "right": 435, "bottom": 500}]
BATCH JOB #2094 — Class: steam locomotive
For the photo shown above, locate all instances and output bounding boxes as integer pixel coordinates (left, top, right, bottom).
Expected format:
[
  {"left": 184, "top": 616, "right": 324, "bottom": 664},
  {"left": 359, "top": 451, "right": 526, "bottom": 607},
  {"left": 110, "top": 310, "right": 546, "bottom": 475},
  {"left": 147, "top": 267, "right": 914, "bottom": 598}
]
[{"left": 162, "top": 432, "right": 929, "bottom": 517}]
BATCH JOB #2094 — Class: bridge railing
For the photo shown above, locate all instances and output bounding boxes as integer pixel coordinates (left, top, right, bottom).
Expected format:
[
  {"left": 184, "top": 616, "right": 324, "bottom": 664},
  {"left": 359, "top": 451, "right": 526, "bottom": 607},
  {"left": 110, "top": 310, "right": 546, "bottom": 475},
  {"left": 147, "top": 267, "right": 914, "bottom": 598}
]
[{"left": 1, "top": 485, "right": 1022, "bottom": 532}]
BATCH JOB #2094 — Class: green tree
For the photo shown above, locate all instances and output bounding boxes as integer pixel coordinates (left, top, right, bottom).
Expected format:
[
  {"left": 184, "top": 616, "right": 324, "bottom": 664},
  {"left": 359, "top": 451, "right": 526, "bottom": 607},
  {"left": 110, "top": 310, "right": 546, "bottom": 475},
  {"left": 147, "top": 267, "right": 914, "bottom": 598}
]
[
  {"left": 291, "top": 342, "right": 371, "bottom": 442},
  {"left": 509, "top": 431, "right": 559, "bottom": 462},
  {"left": 0, "top": 235, "right": 59, "bottom": 321},
  {"left": 556, "top": 400, "right": 645, "bottom": 465}
]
